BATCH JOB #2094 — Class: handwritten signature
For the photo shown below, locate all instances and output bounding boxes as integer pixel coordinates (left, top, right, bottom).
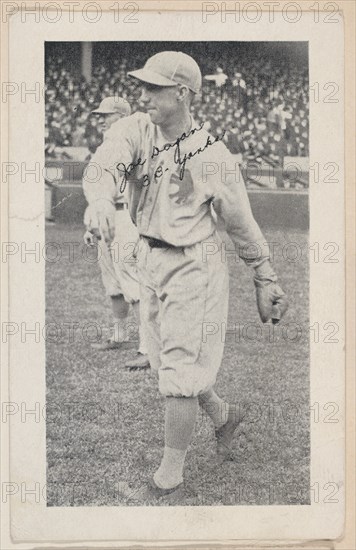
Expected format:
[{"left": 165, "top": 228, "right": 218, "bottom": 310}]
[{"left": 110, "top": 122, "right": 226, "bottom": 193}]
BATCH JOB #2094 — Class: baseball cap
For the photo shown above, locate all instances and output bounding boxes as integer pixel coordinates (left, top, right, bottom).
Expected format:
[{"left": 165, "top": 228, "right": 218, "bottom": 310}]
[
  {"left": 92, "top": 96, "right": 131, "bottom": 116},
  {"left": 127, "top": 51, "right": 202, "bottom": 94}
]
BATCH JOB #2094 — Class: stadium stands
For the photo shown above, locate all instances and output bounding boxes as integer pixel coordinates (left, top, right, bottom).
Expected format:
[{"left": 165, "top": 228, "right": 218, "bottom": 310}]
[{"left": 45, "top": 44, "right": 309, "bottom": 190}]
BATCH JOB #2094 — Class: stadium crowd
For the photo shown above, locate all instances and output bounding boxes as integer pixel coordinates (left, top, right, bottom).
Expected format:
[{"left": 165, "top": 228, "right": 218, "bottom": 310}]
[{"left": 45, "top": 50, "right": 309, "bottom": 173}]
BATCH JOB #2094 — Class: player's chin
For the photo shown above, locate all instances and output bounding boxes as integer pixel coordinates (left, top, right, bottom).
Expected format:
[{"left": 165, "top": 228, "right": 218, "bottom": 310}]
[{"left": 147, "top": 109, "right": 159, "bottom": 123}]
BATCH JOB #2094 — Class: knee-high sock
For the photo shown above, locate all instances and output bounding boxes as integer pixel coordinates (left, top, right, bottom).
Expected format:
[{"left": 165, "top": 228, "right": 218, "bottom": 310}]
[
  {"left": 198, "top": 388, "right": 229, "bottom": 429},
  {"left": 111, "top": 295, "right": 130, "bottom": 342},
  {"left": 132, "top": 301, "right": 147, "bottom": 355},
  {"left": 154, "top": 396, "right": 198, "bottom": 489}
]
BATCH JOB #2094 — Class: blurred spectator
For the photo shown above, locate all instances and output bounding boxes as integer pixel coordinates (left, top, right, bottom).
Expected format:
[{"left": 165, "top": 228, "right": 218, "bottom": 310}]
[
  {"left": 231, "top": 71, "right": 248, "bottom": 112},
  {"left": 84, "top": 115, "right": 103, "bottom": 155},
  {"left": 204, "top": 66, "right": 228, "bottom": 87},
  {"left": 72, "top": 119, "right": 87, "bottom": 147},
  {"left": 203, "top": 66, "right": 228, "bottom": 98}
]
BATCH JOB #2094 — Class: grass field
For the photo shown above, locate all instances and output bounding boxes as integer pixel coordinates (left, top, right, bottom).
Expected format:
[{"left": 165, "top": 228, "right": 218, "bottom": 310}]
[{"left": 46, "top": 224, "right": 309, "bottom": 507}]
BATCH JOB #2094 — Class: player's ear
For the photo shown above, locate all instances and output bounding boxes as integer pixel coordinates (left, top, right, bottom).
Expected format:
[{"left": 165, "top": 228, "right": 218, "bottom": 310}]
[{"left": 176, "top": 85, "right": 189, "bottom": 103}]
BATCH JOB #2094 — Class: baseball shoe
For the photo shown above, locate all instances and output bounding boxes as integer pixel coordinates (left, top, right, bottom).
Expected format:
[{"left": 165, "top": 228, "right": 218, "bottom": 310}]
[
  {"left": 215, "top": 406, "right": 243, "bottom": 461},
  {"left": 130, "top": 477, "right": 184, "bottom": 504},
  {"left": 118, "top": 478, "right": 196, "bottom": 505},
  {"left": 147, "top": 477, "right": 183, "bottom": 497},
  {"left": 125, "top": 352, "right": 150, "bottom": 370},
  {"left": 91, "top": 339, "right": 123, "bottom": 351}
]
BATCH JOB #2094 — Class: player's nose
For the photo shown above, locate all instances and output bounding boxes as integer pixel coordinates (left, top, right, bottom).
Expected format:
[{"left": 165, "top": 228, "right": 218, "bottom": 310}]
[{"left": 140, "top": 87, "right": 150, "bottom": 104}]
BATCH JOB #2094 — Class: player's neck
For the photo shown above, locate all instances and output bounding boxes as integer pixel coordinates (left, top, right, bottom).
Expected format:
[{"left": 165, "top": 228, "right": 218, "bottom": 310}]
[{"left": 159, "top": 110, "right": 192, "bottom": 142}]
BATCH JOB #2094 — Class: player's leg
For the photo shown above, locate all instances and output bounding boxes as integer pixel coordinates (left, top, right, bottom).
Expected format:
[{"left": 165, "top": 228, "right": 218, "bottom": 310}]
[
  {"left": 189, "top": 228, "right": 243, "bottom": 456},
  {"left": 135, "top": 238, "right": 161, "bottom": 372},
  {"left": 198, "top": 388, "right": 243, "bottom": 459},
  {"left": 150, "top": 232, "right": 229, "bottom": 490},
  {"left": 153, "top": 395, "right": 198, "bottom": 490},
  {"left": 134, "top": 238, "right": 195, "bottom": 490},
  {"left": 124, "top": 300, "right": 150, "bottom": 369},
  {"left": 110, "top": 294, "right": 129, "bottom": 317},
  {"left": 198, "top": 388, "right": 229, "bottom": 429},
  {"left": 110, "top": 294, "right": 130, "bottom": 343},
  {"left": 112, "top": 208, "right": 149, "bottom": 364},
  {"left": 158, "top": 234, "right": 229, "bottom": 397},
  {"left": 91, "top": 235, "right": 131, "bottom": 349},
  {"left": 131, "top": 301, "right": 147, "bottom": 354}
]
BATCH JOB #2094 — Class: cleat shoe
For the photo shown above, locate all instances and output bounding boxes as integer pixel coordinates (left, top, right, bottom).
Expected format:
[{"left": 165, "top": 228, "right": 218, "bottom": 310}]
[
  {"left": 148, "top": 477, "right": 183, "bottom": 496},
  {"left": 125, "top": 353, "right": 150, "bottom": 370},
  {"left": 91, "top": 339, "right": 123, "bottom": 351},
  {"left": 143, "top": 477, "right": 184, "bottom": 503},
  {"left": 215, "top": 406, "right": 243, "bottom": 460},
  {"left": 121, "top": 478, "right": 187, "bottom": 504}
]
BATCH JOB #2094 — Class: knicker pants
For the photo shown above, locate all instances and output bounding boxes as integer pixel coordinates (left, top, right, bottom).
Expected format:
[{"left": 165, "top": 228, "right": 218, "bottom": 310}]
[
  {"left": 137, "top": 232, "right": 229, "bottom": 397},
  {"left": 98, "top": 209, "right": 140, "bottom": 303}
]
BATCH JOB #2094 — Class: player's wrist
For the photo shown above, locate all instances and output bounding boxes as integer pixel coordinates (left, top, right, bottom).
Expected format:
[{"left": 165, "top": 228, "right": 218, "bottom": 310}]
[
  {"left": 92, "top": 198, "right": 115, "bottom": 206},
  {"left": 253, "top": 258, "right": 278, "bottom": 284}
]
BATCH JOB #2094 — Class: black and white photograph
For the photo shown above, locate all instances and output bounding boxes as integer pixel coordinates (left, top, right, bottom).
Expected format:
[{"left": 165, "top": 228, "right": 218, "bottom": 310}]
[
  {"left": 45, "top": 40, "right": 310, "bottom": 507},
  {"left": 2, "top": 5, "right": 347, "bottom": 546}
]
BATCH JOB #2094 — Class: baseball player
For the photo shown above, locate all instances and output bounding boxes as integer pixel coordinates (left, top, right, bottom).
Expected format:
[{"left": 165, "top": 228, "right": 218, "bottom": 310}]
[
  {"left": 87, "top": 52, "right": 288, "bottom": 497},
  {"left": 83, "top": 96, "right": 149, "bottom": 370}
]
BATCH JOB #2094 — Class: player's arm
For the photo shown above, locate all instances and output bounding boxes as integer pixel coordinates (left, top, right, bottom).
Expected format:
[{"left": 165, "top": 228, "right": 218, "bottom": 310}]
[
  {"left": 83, "top": 205, "right": 102, "bottom": 245},
  {"left": 82, "top": 139, "right": 119, "bottom": 244},
  {"left": 211, "top": 150, "right": 288, "bottom": 324},
  {"left": 82, "top": 111, "right": 144, "bottom": 240},
  {"left": 85, "top": 116, "right": 139, "bottom": 243}
]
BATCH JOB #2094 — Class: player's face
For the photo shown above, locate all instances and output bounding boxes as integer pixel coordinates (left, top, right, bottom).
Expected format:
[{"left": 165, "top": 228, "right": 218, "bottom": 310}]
[
  {"left": 101, "top": 112, "right": 121, "bottom": 132},
  {"left": 140, "top": 83, "right": 179, "bottom": 125}
]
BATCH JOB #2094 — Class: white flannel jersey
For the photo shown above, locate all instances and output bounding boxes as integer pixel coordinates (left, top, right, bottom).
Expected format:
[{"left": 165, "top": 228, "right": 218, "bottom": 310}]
[{"left": 83, "top": 112, "right": 270, "bottom": 265}]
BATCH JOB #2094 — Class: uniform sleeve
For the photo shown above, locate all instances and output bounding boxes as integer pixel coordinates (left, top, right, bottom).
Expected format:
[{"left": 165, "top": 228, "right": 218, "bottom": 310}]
[
  {"left": 82, "top": 114, "right": 140, "bottom": 205},
  {"left": 210, "top": 144, "right": 270, "bottom": 266},
  {"left": 82, "top": 142, "right": 117, "bottom": 205}
]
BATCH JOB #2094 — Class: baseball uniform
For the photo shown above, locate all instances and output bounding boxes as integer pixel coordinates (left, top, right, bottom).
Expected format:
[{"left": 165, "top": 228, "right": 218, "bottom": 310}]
[
  {"left": 83, "top": 147, "right": 140, "bottom": 305},
  {"left": 89, "top": 51, "right": 287, "bottom": 494},
  {"left": 86, "top": 111, "right": 271, "bottom": 397}
]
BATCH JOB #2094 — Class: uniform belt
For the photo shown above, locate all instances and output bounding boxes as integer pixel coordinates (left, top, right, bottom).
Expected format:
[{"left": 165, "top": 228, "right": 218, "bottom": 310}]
[
  {"left": 115, "top": 202, "right": 128, "bottom": 211},
  {"left": 141, "top": 236, "right": 177, "bottom": 249}
]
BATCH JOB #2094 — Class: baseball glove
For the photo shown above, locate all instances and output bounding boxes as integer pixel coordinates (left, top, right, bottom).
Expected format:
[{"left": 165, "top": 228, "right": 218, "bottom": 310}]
[
  {"left": 253, "top": 259, "right": 288, "bottom": 324},
  {"left": 254, "top": 278, "right": 288, "bottom": 324}
]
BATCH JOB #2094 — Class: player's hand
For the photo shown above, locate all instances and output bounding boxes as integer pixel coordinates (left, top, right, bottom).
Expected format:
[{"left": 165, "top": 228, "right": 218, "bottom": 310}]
[
  {"left": 83, "top": 230, "right": 95, "bottom": 245},
  {"left": 253, "top": 259, "right": 288, "bottom": 324},
  {"left": 93, "top": 199, "right": 116, "bottom": 244},
  {"left": 254, "top": 279, "right": 288, "bottom": 324},
  {"left": 83, "top": 229, "right": 101, "bottom": 246}
]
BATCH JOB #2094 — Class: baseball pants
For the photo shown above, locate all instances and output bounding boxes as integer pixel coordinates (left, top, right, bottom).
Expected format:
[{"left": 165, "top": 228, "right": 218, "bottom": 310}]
[
  {"left": 98, "top": 208, "right": 140, "bottom": 303},
  {"left": 137, "top": 231, "right": 229, "bottom": 397}
]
